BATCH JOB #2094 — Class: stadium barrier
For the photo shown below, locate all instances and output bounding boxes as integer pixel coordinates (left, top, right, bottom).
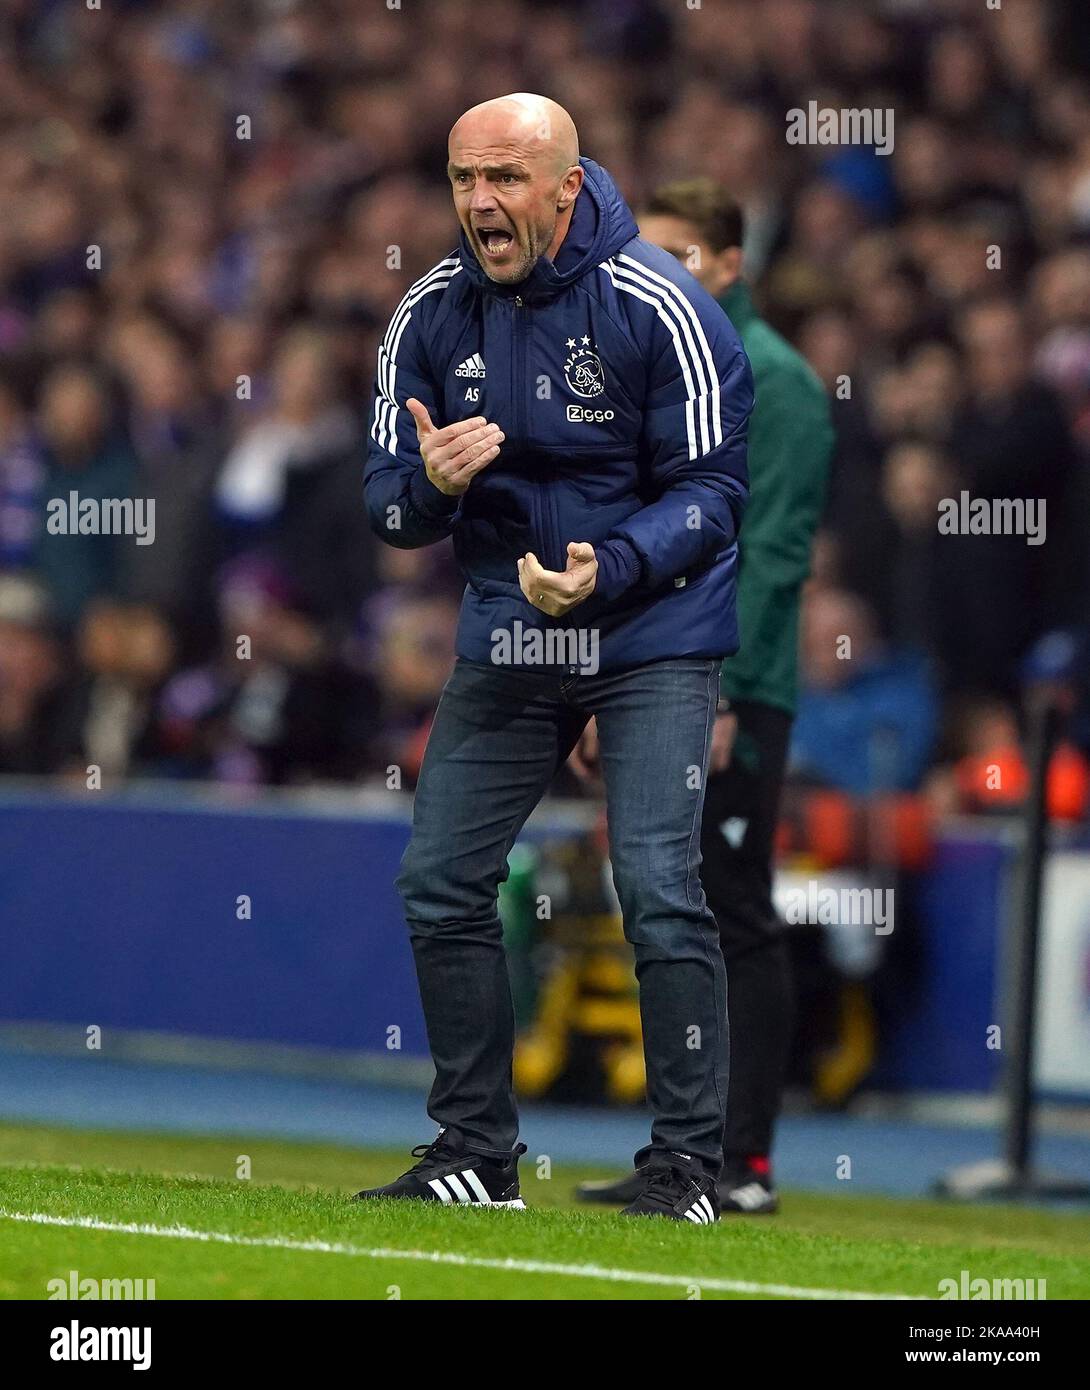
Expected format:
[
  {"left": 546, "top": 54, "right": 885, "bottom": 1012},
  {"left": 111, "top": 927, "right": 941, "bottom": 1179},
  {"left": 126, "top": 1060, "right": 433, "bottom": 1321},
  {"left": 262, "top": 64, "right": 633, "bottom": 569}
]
[{"left": 0, "top": 781, "right": 1087, "bottom": 1097}]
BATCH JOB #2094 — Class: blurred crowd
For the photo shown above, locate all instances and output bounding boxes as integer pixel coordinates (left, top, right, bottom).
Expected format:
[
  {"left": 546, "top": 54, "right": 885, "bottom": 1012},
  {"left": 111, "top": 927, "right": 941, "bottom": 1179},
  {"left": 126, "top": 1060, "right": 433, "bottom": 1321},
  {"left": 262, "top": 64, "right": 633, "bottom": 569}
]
[{"left": 1, "top": 0, "right": 1089, "bottom": 806}]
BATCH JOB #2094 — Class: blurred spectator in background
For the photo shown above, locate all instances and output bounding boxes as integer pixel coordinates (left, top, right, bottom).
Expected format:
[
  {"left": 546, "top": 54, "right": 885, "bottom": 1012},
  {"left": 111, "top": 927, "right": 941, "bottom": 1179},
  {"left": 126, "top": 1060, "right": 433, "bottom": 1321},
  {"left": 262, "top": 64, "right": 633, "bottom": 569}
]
[
  {"left": 791, "top": 587, "right": 938, "bottom": 795},
  {"left": 843, "top": 438, "right": 955, "bottom": 666},
  {"left": 0, "top": 376, "right": 45, "bottom": 573},
  {"left": 108, "top": 315, "right": 222, "bottom": 660},
  {"left": 0, "top": 576, "right": 78, "bottom": 775},
  {"left": 364, "top": 590, "right": 460, "bottom": 787},
  {"left": 1031, "top": 247, "right": 1090, "bottom": 444},
  {"left": 34, "top": 363, "right": 136, "bottom": 629},
  {"left": 215, "top": 325, "right": 376, "bottom": 643},
  {"left": 944, "top": 295, "right": 1079, "bottom": 695},
  {"left": 926, "top": 691, "right": 1090, "bottom": 823},
  {"left": 68, "top": 600, "right": 176, "bottom": 781},
  {"left": 154, "top": 560, "right": 374, "bottom": 786}
]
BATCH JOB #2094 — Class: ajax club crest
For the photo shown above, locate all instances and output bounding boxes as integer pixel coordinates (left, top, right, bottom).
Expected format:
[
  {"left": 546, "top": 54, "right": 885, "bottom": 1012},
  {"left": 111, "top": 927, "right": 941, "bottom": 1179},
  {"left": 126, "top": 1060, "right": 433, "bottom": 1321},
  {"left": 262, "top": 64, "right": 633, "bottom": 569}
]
[{"left": 563, "top": 335, "right": 605, "bottom": 398}]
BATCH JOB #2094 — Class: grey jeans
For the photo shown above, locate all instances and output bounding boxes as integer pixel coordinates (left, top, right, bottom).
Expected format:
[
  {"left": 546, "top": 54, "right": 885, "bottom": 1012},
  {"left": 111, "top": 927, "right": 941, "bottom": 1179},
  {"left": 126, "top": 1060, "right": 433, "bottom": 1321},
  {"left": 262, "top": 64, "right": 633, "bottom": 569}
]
[{"left": 397, "top": 655, "right": 728, "bottom": 1176}]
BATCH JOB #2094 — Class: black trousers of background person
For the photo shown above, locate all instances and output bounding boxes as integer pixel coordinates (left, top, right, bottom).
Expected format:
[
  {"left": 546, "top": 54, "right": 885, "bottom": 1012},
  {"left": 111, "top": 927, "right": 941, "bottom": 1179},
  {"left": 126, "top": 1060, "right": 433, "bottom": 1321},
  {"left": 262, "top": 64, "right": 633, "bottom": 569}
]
[{"left": 699, "top": 699, "right": 794, "bottom": 1161}]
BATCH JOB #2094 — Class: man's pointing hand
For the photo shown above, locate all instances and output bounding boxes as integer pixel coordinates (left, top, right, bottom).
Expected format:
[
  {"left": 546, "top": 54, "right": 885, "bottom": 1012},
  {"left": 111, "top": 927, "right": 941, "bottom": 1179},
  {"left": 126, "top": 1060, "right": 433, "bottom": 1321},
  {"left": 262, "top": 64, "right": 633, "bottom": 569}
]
[
  {"left": 519, "top": 541, "right": 598, "bottom": 617},
  {"left": 408, "top": 398, "right": 503, "bottom": 496}
]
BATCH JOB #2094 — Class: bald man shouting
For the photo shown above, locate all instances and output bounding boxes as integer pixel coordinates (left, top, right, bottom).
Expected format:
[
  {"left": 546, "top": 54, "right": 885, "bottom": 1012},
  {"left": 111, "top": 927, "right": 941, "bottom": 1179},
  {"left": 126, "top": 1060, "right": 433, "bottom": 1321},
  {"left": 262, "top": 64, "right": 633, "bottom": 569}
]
[{"left": 360, "top": 95, "right": 752, "bottom": 1222}]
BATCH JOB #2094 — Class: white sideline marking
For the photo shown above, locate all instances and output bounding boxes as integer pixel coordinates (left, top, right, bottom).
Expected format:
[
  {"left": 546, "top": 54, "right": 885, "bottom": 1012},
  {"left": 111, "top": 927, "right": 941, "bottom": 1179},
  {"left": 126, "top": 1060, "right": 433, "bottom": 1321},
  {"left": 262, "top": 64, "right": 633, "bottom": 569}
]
[{"left": 0, "top": 1209, "right": 925, "bottom": 1300}]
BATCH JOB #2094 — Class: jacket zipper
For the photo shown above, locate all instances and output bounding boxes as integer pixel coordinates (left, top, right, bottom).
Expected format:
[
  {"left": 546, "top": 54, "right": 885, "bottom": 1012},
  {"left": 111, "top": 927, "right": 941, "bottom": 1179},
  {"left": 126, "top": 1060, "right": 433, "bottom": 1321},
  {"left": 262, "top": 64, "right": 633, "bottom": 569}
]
[
  {"left": 513, "top": 293, "right": 545, "bottom": 574},
  {"left": 514, "top": 292, "right": 566, "bottom": 586},
  {"left": 514, "top": 292, "right": 564, "bottom": 575},
  {"left": 513, "top": 294, "right": 527, "bottom": 444}
]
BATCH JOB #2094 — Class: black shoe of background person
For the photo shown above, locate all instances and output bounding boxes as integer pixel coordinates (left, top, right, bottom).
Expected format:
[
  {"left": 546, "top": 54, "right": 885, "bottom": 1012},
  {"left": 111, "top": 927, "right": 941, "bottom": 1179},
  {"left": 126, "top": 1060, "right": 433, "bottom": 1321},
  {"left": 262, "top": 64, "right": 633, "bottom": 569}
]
[
  {"left": 718, "top": 1158, "right": 779, "bottom": 1215},
  {"left": 352, "top": 1128, "right": 527, "bottom": 1207},
  {"left": 620, "top": 1153, "right": 719, "bottom": 1223}
]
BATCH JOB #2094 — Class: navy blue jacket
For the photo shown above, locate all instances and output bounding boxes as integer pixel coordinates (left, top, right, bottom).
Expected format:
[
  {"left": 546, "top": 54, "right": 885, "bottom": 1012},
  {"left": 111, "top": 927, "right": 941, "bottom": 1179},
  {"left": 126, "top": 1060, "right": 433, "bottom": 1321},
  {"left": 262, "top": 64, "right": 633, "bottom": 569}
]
[{"left": 365, "top": 158, "right": 753, "bottom": 670}]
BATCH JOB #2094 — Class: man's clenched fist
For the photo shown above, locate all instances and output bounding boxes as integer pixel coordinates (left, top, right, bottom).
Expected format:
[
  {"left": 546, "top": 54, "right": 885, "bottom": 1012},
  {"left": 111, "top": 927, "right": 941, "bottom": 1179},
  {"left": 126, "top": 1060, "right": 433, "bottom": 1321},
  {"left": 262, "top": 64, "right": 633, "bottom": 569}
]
[
  {"left": 518, "top": 541, "right": 598, "bottom": 617},
  {"left": 407, "top": 397, "right": 504, "bottom": 496}
]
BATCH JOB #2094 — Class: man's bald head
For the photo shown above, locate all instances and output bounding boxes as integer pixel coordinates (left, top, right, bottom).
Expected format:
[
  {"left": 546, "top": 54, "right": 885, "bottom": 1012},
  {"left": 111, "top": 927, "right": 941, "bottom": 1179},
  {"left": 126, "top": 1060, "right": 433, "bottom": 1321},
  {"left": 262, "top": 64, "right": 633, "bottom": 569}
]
[
  {"left": 450, "top": 94, "right": 579, "bottom": 177},
  {"left": 447, "top": 93, "right": 584, "bottom": 284}
]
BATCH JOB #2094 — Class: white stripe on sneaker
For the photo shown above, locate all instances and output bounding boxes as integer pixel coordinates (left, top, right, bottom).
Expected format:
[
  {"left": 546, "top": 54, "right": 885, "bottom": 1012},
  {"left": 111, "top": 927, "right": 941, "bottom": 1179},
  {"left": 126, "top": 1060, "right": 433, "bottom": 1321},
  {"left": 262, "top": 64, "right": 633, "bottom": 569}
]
[
  {"left": 698, "top": 1194, "right": 716, "bottom": 1223},
  {"left": 462, "top": 1169, "right": 493, "bottom": 1205},
  {"left": 427, "top": 1177, "right": 453, "bottom": 1204},
  {"left": 444, "top": 1173, "right": 472, "bottom": 1204}
]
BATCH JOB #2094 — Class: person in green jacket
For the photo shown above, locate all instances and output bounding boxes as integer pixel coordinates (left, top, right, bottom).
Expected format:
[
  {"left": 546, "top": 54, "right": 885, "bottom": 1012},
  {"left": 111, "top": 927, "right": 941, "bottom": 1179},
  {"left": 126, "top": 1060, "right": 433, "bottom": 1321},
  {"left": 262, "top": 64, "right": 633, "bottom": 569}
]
[{"left": 575, "top": 178, "right": 833, "bottom": 1213}]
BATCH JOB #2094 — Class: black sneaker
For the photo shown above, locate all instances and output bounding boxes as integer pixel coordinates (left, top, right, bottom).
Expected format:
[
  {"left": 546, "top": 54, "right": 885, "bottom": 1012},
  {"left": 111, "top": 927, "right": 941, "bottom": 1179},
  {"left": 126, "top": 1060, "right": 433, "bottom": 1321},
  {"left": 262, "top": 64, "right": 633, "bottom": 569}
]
[
  {"left": 621, "top": 1153, "right": 719, "bottom": 1224},
  {"left": 352, "top": 1128, "right": 527, "bottom": 1208},
  {"left": 718, "top": 1161, "right": 779, "bottom": 1215},
  {"left": 573, "top": 1169, "right": 647, "bottom": 1206}
]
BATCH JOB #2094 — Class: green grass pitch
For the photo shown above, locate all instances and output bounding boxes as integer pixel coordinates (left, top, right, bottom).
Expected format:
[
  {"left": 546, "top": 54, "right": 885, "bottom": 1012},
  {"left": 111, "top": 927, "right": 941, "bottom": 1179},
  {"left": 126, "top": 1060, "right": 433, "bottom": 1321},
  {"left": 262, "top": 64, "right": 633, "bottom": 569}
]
[{"left": 1, "top": 1122, "right": 1087, "bottom": 1300}]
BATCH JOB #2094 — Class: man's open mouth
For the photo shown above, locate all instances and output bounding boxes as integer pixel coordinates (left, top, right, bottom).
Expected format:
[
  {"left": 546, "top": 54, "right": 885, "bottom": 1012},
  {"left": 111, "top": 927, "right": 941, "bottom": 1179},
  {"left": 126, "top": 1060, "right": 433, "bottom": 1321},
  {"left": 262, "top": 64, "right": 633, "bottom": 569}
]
[{"left": 476, "top": 227, "right": 514, "bottom": 258}]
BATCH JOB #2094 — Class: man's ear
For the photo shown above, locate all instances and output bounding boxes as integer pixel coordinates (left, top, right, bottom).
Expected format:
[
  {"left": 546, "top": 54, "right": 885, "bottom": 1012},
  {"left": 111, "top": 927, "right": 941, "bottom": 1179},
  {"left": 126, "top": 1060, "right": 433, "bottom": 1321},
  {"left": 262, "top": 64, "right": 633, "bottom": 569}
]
[{"left": 558, "top": 164, "right": 584, "bottom": 211}]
